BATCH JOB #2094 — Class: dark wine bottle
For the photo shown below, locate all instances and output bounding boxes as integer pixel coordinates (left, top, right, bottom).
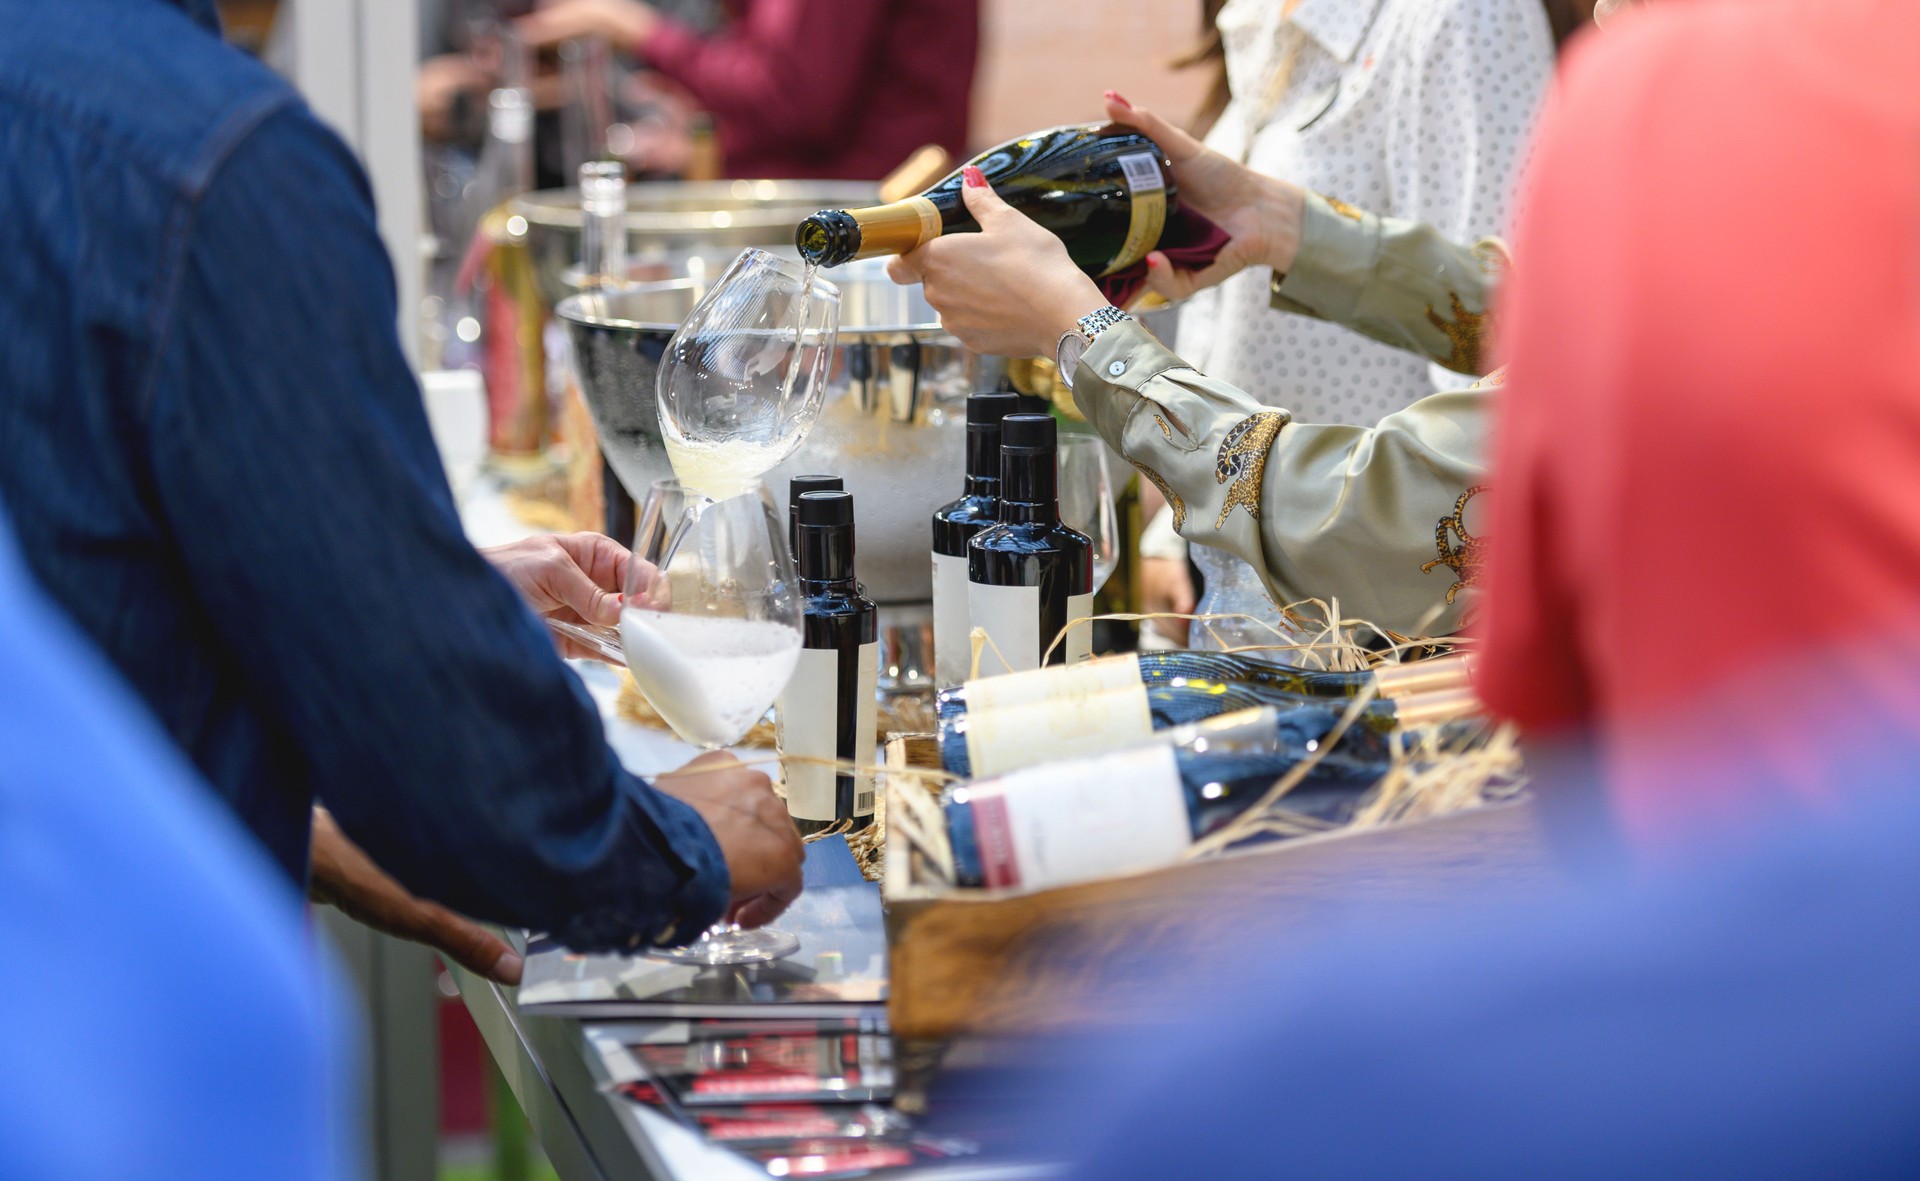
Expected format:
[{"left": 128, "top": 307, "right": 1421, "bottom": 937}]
[
  {"left": 775, "top": 491, "right": 878, "bottom": 836},
  {"left": 966, "top": 414, "right": 1093, "bottom": 679},
  {"left": 932, "top": 392, "right": 1020, "bottom": 689},
  {"left": 941, "top": 707, "right": 1391, "bottom": 891},
  {"left": 936, "top": 652, "right": 1477, "bottom": 779},
  {"left": 796, "top": 124, "right": 1177, "bottom": 278}
]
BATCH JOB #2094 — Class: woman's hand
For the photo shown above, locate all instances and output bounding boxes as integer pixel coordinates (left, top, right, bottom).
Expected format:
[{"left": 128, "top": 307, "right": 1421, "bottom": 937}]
[
  {"left": 888, "top": 167, "right": 1110, "bottom": 358},
  {"left": 518, "top": 0, "right": 658, "bottom": 50},
  {"left": 1102, "top": 90, "right": 1307, "bottom": 301}
]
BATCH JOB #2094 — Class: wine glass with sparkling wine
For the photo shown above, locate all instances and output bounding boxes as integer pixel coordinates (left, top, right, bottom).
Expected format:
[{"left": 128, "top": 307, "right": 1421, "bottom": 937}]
[
  {"left": 623, "top": 477, "right": 807, "bottom": 965},
  {"left": 658, "top": 248, "right": 841, "bottom": 502}
]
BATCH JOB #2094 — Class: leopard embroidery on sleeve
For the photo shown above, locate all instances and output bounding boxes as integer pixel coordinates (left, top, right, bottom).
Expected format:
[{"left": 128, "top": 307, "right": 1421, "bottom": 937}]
[
  {"left": 1133, "top": 461, "right": 1186, "bottom": 532},
  {"left": 1213, "top": 412, "right": 1288, "bottom": 528},
  {"left": 1424, "top": 293, "right": 1491, "bottom": 376},
  {"left": 1421, "top": 486, "right": 1487, "bottom": 604}
]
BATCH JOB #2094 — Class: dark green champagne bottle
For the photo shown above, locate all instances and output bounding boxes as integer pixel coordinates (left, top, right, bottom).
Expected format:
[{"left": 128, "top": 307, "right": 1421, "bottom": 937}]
[{"left": 796, "top": 124, "right": 1177, "bottom": 277}]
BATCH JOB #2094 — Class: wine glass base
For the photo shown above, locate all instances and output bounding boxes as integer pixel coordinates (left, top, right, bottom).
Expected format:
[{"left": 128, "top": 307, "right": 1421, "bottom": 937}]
[{"left": 648, "top": 925, "right": 800, "bottom": 966}]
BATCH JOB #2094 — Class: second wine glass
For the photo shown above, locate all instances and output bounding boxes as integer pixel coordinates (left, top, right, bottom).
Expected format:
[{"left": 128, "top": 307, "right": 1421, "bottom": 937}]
[
  {"left": 620, "top": 477, "right": 805, "bottom": 964},
  {"left": 1058, "top": 432, "right": 1119, "bottom": 593}
]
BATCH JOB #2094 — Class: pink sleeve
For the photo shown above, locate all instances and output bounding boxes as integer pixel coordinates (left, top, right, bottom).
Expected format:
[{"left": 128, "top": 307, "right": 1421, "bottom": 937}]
[{"left": 640, "top": 0, "right": 892, "bottom": 159}]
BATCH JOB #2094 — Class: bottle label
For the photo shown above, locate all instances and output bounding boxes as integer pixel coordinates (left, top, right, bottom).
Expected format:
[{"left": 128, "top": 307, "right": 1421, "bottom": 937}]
[
  {"left": 967, "top": 582, "right": 1042, "bottom": 678},
  {"left": 1103, "top": 152, "right": 1169, "bottom": 277},
  {"left": 967, "top": 584, "right": 1098, "bottom": 679},
  {"left": 1064, "top": 591, "right": 1095, "bottom": 664},
  {"left": 932, "top": 552, "right": 973, "bottom": 687},
  {"left": 967, "top": 745, "right": 1191, "bottom": 891},
  {"left": 962, "top": 654, "right": 1154, "bottom": 778},
  {"left": 965, "top": 686, "right": 1156, "bottom": 779},
  {"left": 776, "top": 647, "right": 840, "bottom": 821},
  {"left": 966, "top": 653, "right": 1144, "bottom": 712},
  {"left": 853, "top": 640, "right": 878, "bottom": 817}
]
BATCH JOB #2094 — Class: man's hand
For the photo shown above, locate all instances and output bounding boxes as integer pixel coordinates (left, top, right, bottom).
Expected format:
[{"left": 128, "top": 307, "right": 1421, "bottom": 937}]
[
  {"left": 518, "top": 0, "right": 658, "bottom": 50},
  {"left": 1102, "top": 91, "right": 1307, "bottom": 302},
  {"left": 888, "top": 167, "right": 1110, "bottom": 358},
  {"left": 483, "top": 533, "right": 644, "bottom": 661},
  {"left": 309, "top": 808, "right": 524, "bottom": 985},
  {"left": 654, "top": 752, "right": 804, "bottom": 930}
]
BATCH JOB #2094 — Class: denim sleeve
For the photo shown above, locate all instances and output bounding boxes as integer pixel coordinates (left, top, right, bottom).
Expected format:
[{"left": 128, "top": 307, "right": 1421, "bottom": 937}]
[{"left": 144, "top": 104, "right": 728, "bottom": 951}]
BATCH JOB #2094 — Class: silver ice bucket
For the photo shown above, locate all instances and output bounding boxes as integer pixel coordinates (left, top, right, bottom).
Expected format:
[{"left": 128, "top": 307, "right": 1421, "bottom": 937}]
[
  {"left": 557, "top": 265, "right": 1002, "bottom": 606},
  {"left": 516, "top": 180, "right": 877, "bottom": 307}
]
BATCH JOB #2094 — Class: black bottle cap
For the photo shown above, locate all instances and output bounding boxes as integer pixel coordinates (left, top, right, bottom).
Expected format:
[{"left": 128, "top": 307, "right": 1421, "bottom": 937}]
[
  {"left": 796, "top": 490, "right": 856, "bottom": 583},
  {"left": 796, "top": 489, "right": 855, "bottom": 528},
  {"left": 1001, "top": 413, "right": 1056, "bottom": 455},
  {"left": 789, "top": 474, "right": 844, "bottom": 510},
  {"left": 966, "top": 391, "right": 1021, "bottom": 429}
]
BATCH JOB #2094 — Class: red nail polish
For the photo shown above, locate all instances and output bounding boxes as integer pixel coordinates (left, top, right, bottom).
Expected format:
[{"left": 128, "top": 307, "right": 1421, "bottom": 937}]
[
  {"left": 1107, "top": 90, "right": 1133, "bottom": 110},
  {"left": 963, "top": 165, "right": 986, "bottom": 188}
]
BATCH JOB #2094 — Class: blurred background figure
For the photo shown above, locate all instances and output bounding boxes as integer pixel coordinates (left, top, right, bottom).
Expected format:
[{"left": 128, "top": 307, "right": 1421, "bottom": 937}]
[
  {"left": 1477, "top": 0, "right": 1920, "bottom": 851},
  {"left": 1146, "top": 0, "right": 1556, "bottom": 648},
  {"left": 0, "top": 512, "right": 361, "bottom": 1181},
  {"left": 516, "top": 0, "right": 981, "bottom": 180}
]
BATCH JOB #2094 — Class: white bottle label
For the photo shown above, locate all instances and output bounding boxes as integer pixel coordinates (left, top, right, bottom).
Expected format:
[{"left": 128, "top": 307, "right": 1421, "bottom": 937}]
[
  {"left": 853, "top": 640, "right": 878, "bottom": 817},
  {"left": 932, "top": 551, "right": 973, "bottom": 688},
  {"left": 1064, "top": 591, "right": 1096, "bottom": 664},
  {"left": 965, "top": 653, "right": 1144, "bottom": 713},
  {"left": 1117, "top": 152, "right": 1166, "bottom": 194},
  {"left": 967, "top": 581, "right": 1042, "bottom": 677},
  {"left": 966, "top": 584, "right": 1098, "bottom": 678},
  {"left": 963, "top": 655, "right": 1155, "bottom": 779},
  {"left": 965, "top": 687, "right": 1156, "bottom": 779},
  {"left": 967, "top": 745, "right": 1191, "bottom": 891},
  {"left": 776, "top": 647, "right": 840, "bottom": 821}
]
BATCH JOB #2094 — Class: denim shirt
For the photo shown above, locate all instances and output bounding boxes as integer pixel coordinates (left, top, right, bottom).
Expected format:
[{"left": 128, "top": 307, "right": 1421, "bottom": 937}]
[{"left": 0, "top": 0, "right": 728, "bottom": 949}]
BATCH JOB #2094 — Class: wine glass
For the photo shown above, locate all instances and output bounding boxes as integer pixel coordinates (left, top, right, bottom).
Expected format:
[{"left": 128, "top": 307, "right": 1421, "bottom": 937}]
[
  {"left": 622, "top": 476, "right": 806, "bottom": 964},
  {"left": 657, "top": 248, "right": 840, "bottom": 503},
  {"left": 1058, "top": 432, "right": 1120, "bottom": 592}
]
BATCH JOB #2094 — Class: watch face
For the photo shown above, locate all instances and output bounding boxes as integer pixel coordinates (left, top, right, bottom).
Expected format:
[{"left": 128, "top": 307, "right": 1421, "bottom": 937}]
[{"left": 1056, "top": 333, "right": 1090, "bottom": 391}]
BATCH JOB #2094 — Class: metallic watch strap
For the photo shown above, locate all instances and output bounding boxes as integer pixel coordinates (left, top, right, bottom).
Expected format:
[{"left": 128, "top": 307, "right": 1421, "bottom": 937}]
[{"left": 1077, "top": 306, "right": 1132, "bottom": 340}]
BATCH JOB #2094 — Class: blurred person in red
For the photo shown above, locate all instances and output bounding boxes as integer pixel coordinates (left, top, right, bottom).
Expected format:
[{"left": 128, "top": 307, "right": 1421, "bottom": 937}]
[
  {"left": 517, "top": 0, "right": 979, "bottom": 179},
  {"left": 1476, "top": 0, "right": 1920, "bottom": 852}
]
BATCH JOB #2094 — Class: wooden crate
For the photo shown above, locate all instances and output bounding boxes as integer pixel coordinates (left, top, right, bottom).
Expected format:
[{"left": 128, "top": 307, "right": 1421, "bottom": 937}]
[{"left": 881, "top": 736, "right": 1556, "bottom": 1040}]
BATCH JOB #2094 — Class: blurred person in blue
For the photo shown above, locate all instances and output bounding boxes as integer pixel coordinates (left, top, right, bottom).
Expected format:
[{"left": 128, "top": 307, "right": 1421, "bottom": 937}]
[
  {"left": 0, "top": 0, "right": 803, "bottom": 971},
  {"left": 0, "top": 510, "right": 361, "bottom": 1181}
]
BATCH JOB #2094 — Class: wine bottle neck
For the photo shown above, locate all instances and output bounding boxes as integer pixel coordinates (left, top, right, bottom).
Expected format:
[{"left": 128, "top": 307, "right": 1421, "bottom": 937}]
[
  {"left": 965, "top": 423, "right": 1003, "bottom": 491},
  {"left": 797, "top": 525, "right": 857, "bottom": 588},
  {"left": 998, "top": 448, "right": 1058, "bottom": 525},
  {"left": 796, "top": 197, "right": 943, "bottom": 266}
]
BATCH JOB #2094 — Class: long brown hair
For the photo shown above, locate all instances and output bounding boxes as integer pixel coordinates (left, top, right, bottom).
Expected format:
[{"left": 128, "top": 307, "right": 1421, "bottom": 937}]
[
  {"left": 1539, "top": 0, "right": 1595, "bottom": 50},
  {"left": 1172, "top": 0, "right": 1232, "bottom": 138}
]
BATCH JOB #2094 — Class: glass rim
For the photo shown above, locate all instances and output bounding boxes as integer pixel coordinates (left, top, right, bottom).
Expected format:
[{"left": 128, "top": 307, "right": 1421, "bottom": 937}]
[{"left": 729, "top": 247, "right": 843, "bottom": 300}]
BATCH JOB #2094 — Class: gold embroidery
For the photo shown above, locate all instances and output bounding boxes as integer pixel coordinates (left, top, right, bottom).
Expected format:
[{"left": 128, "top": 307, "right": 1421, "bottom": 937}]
[
  {"left": 1134, "top": 461, "right": 1186, "bottom": 532},
  {"left": 1322, "top": 195, "right": 1366, "bottom": 221},
  {"left": 1213, "top": 412, "right": 1287, "bottom": 527},
  {"left": 1421, "top": 486, "right": 1487, "bottom": 604},
  {"left": 1152, "top": 414, "right": 1172, "bottom": 441},
  {"left": 1424, "top": 292, "right": 1490, "bottom": 375}
]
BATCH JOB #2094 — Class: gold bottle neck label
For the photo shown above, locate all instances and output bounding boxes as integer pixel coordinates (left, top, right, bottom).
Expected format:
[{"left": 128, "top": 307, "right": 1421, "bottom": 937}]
[{"left": 852, "top": 196, "right": 943, "bottom": 259}]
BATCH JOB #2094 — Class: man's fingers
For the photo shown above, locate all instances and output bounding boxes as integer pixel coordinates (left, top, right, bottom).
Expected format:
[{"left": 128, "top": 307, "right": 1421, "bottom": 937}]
[
  {"left": 425, "top": 906, "right": 525, "bottom": 985},
  {"left": 732, "top": 887, "right": 798, "bottom": 930}
]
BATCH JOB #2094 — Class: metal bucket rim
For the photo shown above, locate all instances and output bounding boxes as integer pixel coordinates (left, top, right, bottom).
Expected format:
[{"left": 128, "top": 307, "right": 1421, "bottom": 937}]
[{"left": 556, "top": 276, "right": 954, "bottom": 338}]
